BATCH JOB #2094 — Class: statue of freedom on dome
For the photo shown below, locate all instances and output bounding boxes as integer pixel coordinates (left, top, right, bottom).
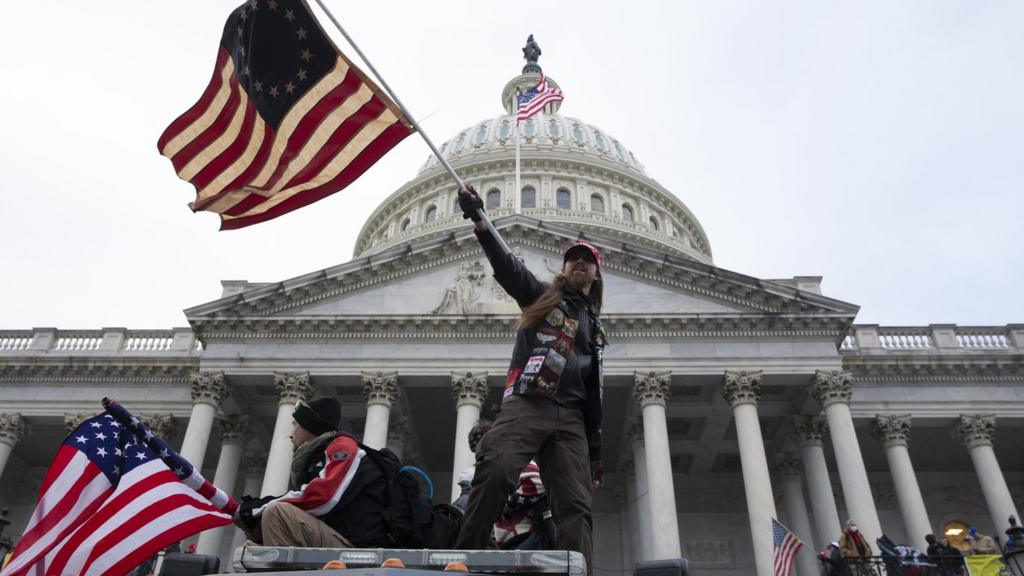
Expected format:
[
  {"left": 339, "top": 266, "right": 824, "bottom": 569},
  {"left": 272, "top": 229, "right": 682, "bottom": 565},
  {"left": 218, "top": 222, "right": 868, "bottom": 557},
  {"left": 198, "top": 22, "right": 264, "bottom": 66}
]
[{"left": 522, "top": 34, "right": 542, "bottom": 74}]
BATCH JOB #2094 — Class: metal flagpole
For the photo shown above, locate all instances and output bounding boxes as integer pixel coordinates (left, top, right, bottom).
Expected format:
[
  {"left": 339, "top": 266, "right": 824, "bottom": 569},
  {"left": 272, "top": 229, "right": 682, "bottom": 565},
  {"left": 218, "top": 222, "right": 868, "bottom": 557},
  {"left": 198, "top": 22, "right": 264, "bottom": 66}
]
[
  {"left": 514, "top": 91, "right": 521, "bottom": 215},
  {"left": 311, "top": 0, "right": 510, "bottom": 254}
]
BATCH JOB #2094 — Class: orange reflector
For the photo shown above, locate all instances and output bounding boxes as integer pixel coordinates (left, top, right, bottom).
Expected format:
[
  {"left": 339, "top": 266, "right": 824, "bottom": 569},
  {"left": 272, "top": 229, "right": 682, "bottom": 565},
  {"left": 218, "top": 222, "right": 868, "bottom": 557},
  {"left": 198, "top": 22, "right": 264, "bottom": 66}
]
[
  {"left": 381, "top": 558, "right": 407, "bottom": 568},
  {"left": 444, "top": 561, "right": 469, "bottom": 572}
]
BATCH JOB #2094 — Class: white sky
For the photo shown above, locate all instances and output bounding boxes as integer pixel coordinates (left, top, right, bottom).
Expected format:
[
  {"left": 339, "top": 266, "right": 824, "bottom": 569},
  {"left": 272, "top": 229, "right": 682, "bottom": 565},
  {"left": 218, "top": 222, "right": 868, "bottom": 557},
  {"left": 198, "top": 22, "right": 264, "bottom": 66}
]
[{"left": 1, "top": 1, "right": 1022, "bottom": 329}]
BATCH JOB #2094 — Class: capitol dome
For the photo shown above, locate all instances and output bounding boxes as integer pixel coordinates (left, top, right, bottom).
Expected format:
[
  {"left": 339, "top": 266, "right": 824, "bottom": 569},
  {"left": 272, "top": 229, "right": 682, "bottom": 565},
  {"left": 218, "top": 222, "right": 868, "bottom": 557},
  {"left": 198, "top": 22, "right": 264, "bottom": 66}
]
[{"left": 354, "top": 70, "right": 712, "bottom": 264}]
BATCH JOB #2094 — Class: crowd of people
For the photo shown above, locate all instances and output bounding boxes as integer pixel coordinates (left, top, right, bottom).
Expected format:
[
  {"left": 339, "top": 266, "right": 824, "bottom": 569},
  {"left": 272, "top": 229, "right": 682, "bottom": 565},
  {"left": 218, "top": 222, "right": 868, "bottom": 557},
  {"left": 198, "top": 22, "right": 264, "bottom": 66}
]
[{"left": 818, "top": 517, "right": 1021, "bottom": 575}]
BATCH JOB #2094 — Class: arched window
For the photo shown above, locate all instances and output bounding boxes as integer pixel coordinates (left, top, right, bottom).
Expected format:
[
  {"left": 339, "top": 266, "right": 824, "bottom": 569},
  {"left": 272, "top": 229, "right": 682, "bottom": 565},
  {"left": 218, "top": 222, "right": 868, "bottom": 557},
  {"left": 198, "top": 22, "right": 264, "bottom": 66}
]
[
  {"left": 622, "top": 204, "right": 634, "bottom": 222},
  {"left": 473, "top": 124, "right": 488, "bottom": 145},
  {"left": 649, "top": 216, "right": 659, "bottom": 231},
  {"left": 571, "top": 124, "right": 584, "bottom": 143},
  {"left": 486, "top": 189, "right": 502, "bottom": 209},
  {"left": 521, "top": 186, "right": 536, "bottom": 209},
  {"left": 452, "top": 132, "right": 466, "bottom": 153},
  {"left": 498, "top": 121, "right": 511, "bottom": 139},
  {"left": 523, "top": 119, "right": 535, "bottom": 137},
  {"left": 400, "top": 218, "right": 411, "bottom": 232},
  {"left": 556, "top": 188, "right": 572, "bottom": 209},
  {"left": 593, "top": 130, "right": 606, "bottom": 151},
  {"left": 548, "top": 119, "right": 561, "bottom": 138},
  {"left": 590, "top": 194, "right": 605, "bottom": 213},
  {"left": 425, "top": 205, "right": 437, "bottom": 223}
]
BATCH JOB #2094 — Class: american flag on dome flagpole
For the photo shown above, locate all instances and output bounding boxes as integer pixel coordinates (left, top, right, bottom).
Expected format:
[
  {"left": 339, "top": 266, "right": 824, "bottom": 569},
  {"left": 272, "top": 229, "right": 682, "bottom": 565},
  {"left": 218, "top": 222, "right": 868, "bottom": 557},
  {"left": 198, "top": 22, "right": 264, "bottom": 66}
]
[
  {"left": 772, "top": 518, "right": 805, "bottom": 576},
  {"left": 513, "top": 73, "right": 564, "bottom": 213},
  {"left": 157, "top": 0, "right": 415, "bottom": 230},
  {"left": 0, "top": 400, "right": 236, "bottom": 576},
  {"left": 515, "top": 73, "right": 564, "bottom": 123}
]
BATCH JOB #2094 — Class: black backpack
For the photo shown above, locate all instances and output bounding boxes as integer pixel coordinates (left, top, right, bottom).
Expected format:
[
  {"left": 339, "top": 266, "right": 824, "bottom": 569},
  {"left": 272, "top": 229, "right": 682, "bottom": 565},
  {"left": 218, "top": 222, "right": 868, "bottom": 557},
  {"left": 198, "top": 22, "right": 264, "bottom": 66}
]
[{"left": 355, "top": 442, "right": 462, "bottom": 549}]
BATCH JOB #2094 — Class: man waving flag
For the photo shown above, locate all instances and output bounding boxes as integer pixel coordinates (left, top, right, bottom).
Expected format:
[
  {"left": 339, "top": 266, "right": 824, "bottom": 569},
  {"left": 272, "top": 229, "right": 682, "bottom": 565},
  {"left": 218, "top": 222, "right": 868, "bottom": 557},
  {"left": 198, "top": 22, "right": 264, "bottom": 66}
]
[{"left": 158, "top": 0, "right": 414, "bottom": 230}]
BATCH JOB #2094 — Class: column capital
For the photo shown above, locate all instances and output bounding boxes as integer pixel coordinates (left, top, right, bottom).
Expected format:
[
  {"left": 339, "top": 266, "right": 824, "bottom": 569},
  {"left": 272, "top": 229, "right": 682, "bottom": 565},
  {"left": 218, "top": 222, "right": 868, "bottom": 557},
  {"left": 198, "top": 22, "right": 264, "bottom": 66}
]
[
  {"left": 774, "top": 452, "right": 802, "bottom": 478},
  {"left": 872, "top": 414, "right": 912, "bottom": 447},
  {"left": 791, "top": 414, "right": 829, "bottom": 448},
  {"left": 451, "top": 371, "right": 489, "bottom": 408},
  {"left": 0, "top": 413, "right": 27, "bottom": 446},
  {"left": 274, "top": 371, "right": 312, "bottom": 405},
  {"left": 362, "top": 371, "right": 399, "bottom": 407},
  {"left": 63, "top": 412, "right": 93, "bottom": 435},
  {"left": 633, "top": 371, "right": 671, "bottom": 407},
  {"left": 953, "top": 414, "right": 996, "bottom": 449},
  {"left": 141, "top": 413, "right": 178, "bottom": 439},
  {"left": 189, "top": 371, "right": 230, "bottom": 407},
  {"left": 811, "top": 369, "right": 853, "bottom": 407},
  {"left": 721, "top": 370, "right": 763, "bottom": 407},
  {"left": 218, "top": 415, "right": 250, "bottom": 445}
]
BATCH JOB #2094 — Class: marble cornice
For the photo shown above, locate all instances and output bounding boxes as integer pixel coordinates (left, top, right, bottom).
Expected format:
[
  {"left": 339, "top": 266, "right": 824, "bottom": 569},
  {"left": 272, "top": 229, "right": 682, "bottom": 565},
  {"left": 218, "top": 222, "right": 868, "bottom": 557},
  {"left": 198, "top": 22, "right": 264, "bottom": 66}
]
[
  {"left": 0, "top": 362, "right": 195, "bottom": 383},
  {"left": 844, "top": 355, "right": 1024, "bottom": 382},
  {"left": 190, "top": 313, "right": 853, "bottom": 341},
  {"left": 187, "top": 220, "right": 858, "bottom": 324}
]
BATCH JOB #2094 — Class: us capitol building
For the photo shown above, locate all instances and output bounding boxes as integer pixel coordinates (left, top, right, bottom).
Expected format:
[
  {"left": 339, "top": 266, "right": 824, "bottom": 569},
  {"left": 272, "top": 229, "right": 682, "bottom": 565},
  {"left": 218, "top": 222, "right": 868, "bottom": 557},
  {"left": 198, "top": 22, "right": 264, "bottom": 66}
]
[{"left": 1, "top": 45, "right": 1022, "bottom": 576}]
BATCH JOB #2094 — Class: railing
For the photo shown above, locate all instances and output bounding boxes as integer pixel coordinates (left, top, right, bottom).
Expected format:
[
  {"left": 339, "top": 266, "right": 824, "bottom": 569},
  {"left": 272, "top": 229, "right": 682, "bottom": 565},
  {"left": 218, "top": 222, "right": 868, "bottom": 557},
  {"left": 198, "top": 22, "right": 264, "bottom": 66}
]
[
  {"left": 842, "top": 325, "right": 1021, "bottom": 354},
  {"left": 820, "top": 555, "right": 971, "bottom": 575},
  {"left": 0, "top": 329, "right": 199, "bottom": 355}
]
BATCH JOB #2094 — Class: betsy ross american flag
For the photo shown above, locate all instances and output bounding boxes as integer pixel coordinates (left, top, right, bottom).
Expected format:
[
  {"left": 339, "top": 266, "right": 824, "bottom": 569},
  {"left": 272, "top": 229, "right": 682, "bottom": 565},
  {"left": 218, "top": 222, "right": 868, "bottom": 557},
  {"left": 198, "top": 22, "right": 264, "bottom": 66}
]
[
  {"left": 158, "top": 0, "right": 414, "bottom": 230},
  {"left": 1, "top": 402, "right": 236, "bottom": 576},
  {"left": 515, "top": 73, "right": 563, "bottom": 123},
  {"left": 772, "top": 518, "right": 804, "bottom": 576}
]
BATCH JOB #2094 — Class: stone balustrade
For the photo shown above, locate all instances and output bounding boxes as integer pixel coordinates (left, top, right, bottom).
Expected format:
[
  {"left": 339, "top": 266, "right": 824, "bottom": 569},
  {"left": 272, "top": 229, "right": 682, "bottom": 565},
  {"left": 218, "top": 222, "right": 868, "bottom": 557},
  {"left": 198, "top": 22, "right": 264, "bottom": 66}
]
[
  {"left": 843, "top": 324, "right": 1023, "bottom": 353},
  {"left": 0, "top": 328, "right": 201, "bottom": 355}
]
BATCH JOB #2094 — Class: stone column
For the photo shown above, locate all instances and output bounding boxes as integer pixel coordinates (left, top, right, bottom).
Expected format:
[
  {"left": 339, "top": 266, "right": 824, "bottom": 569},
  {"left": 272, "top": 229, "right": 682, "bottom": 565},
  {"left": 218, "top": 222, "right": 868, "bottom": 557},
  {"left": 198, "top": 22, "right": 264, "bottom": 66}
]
[
  {"left": 722, "top": 370, "right": 776, "bottom": 576},
  {"left": 450, "top": 371, "right": 489, "bottom": 501},
  {"left": 629, "top": 420, "right": 655, "bottom": 562},
  {"left": 231, "top": 454, "right": 266, "bottom": 553},
  {"left": 180, "top": 371, "right": 230, "bottom": 471},
  {"left": 197, "top": 415, "right": 249, "bottom": 555},
  {"left": 811, "top": 370, "right": 883, "bottom": 547},
  {"left": 362, "top": 372, "right": 398, "bottom": 450},
  {"left": 633, "top": 371, "right": 681, "bottom": 560},
  {"left": 792, "top": 415, "right": 841, "bottom": 550},
  {"left": 776, "top": 454, "right": 820, "bottom": 576},
  {"left": 262, "top": 372, "right": 312, "bottom": 496},
  {"left": 872, "top": 415, "right": 931, "bottom": 551},
  {"left": 953, "top": 414, "right": 1021, "bottom": 536},
  {"left": 0, "top": 413, "right": 27, "bottom": 480}
]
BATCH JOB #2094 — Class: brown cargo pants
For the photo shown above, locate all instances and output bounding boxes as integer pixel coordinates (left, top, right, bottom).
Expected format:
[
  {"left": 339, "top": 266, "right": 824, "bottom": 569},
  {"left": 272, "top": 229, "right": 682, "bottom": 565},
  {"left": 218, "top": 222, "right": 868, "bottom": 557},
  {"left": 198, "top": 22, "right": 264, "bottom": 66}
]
[
  {"left": 261, "top": 501, "right": 353, "bottom": 548},
  {"left": 455, "top": 394, "right": 593, "bottom": 573}
]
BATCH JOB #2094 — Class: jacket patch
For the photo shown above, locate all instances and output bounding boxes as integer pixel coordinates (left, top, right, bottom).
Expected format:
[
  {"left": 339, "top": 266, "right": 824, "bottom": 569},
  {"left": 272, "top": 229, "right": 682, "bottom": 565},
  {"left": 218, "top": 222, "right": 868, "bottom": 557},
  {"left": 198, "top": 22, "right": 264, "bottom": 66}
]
[
  {"left": 553, "top": 333, "right": 572, "bottom": 357},
  {"left": 536, "top": 332, "right": 557, "bottom": 343},
  {"left": 524, "top": 355, "right": 545, "bottom": 374},
  {"left": 562, "top": 318, "right": 578, "bottom": 337},
  {"left": 331, "top": 451, "right": 350, "bottom": 461},
  {"left": 545, "top": 308, "right": 565, "bottom": 328},
  {"left": 542, "top": 349, "right": 566, "bottom": 374}
]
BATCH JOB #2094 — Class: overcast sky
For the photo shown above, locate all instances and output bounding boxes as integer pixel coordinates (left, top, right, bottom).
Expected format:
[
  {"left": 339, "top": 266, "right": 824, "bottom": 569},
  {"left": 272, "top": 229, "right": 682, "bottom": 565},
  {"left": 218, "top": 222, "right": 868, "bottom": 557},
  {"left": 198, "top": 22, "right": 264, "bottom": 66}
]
[{"left": 1, "top": 1, "right": 1021, "bottom": 330}]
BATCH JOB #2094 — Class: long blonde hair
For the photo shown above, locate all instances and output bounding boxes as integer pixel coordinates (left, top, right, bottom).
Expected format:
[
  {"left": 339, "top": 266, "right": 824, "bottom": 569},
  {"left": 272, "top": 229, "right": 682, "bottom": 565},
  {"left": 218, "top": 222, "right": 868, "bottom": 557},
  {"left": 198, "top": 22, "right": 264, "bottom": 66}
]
[{"left": 517, "top": 274, "right": 603, "bottom": 329}]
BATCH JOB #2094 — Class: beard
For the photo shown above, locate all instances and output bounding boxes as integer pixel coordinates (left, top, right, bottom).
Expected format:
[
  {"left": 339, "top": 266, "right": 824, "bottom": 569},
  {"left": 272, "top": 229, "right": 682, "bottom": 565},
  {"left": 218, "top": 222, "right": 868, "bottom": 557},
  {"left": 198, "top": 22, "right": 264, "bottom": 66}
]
[{"left": 565, "top": 268, "right": 594, "bottom": 291}]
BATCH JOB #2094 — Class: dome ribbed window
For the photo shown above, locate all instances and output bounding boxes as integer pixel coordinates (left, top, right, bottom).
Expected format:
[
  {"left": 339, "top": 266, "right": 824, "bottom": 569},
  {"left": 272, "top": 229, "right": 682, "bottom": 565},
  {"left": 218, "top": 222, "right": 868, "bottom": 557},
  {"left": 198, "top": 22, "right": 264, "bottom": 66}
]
[
  {"left": 590, "top": 194, "right": 605, "bottom": 213},
  {"left": 622, "top": 204, "right": 634, "bottom": 222},
  {"left": 425, "top": 205, "right": 437, "bottom": 222},
  {"left": 556, "top": 188, "right": 572, "bottom": 209},
  {"left": 486, "top": 189, "right": 502, "bottom": 209},
  {"left": 521, "top": 187, "right": 536, "bottom": 209}
]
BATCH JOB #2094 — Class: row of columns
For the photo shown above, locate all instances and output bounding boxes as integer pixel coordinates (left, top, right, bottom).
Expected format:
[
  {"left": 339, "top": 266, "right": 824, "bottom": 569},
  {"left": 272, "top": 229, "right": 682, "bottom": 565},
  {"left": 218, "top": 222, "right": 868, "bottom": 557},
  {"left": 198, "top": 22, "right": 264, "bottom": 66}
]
[
  {"left": 1, "top": 368, "right": 1020, "bottom": 575},
  {"left": 619, "top": 369, "right": 1022, "bottom": 576}
]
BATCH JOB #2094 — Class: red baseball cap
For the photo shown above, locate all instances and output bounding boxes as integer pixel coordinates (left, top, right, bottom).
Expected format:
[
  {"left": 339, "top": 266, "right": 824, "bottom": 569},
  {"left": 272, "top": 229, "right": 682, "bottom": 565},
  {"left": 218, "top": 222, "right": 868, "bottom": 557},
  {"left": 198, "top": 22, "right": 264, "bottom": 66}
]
[{"left": 563, "top": 240, "right": 601, "bottom": 270}]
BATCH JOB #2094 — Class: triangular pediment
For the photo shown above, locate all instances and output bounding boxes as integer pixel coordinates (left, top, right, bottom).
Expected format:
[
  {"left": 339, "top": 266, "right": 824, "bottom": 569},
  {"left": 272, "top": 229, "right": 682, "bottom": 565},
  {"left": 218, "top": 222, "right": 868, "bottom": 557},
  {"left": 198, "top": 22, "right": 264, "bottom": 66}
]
[{"left": 185, "top": 216, "right": 858, "bottom": 328}]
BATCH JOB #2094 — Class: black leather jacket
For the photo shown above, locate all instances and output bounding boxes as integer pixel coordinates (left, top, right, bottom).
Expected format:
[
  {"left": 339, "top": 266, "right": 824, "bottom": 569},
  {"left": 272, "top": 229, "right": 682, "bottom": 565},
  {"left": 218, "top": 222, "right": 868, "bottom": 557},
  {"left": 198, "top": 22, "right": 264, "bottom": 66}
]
[{"left": 476, "top": 229, "right": 606, "bottom": 461}]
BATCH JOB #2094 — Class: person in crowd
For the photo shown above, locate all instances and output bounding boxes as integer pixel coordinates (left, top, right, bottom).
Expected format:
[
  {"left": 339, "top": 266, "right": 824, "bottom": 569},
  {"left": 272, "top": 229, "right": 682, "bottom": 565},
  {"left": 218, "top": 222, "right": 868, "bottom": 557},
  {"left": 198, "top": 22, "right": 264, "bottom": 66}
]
[
  {"left": 235, "top": 397, "right": 389, "bottom": 548},
  {"left": 838, "top": 519, "right": 873, "bottom": 575},
  {"left": 453, "top": 420, "right": 493, "bottom": 513},
  {"left": 819, "top": 541, "right": 850, "bottom": 576},
  {"left": 965, "top": 527, "right": 1000, "bottom": 555},
  {"left": 926, "top": 534, "right": 965, "bottom": 576},
  {"left": 453, "top": 185, "right": 607, "bottom": 573}
]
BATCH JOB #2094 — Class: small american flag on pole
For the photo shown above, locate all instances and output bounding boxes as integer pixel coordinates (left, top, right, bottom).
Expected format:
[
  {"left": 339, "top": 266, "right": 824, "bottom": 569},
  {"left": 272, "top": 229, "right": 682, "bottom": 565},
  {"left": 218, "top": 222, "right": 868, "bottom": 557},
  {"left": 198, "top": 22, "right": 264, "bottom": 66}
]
[
  {"left": 158, "top": 0, "right": 414, "bottom": 230},
  {"left": 772, "top": 518, "right": 804, "bottom": 576},
  {"left": 0, "top": 401, "right": 236, "bottom": 576},
  {"left": 516, "top": 73, "right": 563, "bottom": 123}
]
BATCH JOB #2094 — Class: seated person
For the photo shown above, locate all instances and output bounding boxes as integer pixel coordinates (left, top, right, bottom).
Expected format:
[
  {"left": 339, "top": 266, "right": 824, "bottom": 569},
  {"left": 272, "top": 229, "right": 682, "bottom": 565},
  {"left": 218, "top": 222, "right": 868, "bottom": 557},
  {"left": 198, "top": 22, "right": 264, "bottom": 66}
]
[{"left": 236, "top": 397, "right": 389, "bottom": 548}]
